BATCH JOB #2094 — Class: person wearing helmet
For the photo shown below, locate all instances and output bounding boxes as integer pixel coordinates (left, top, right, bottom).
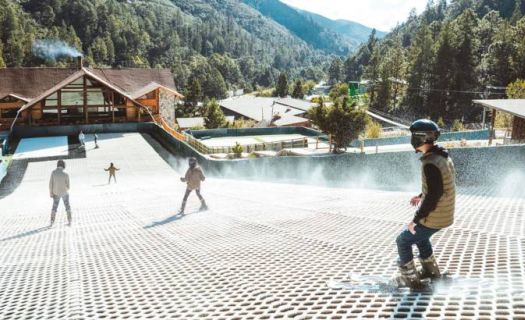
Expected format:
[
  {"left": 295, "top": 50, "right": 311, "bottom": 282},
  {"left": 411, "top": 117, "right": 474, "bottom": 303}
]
[
  {"left": 392, "top": 119, "right": 456, "bottom": 289},
  {"left": 178, "top": 157, "right": 207, "bottom": 214},
  {"left": 49, "top": 159, "right": 72, "bottom": 226}
]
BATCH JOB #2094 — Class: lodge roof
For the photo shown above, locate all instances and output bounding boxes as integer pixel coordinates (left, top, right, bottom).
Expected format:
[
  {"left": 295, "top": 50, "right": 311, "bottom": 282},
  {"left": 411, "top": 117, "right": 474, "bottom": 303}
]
[
  {"left": 473, "top": 99, "right": 525, "bottom": 119},
  {"left": 0, "top": 67, "right": 180, "bottom": 101},
  {"left": 218, "top": 96, "right": 313, "bottom": 123}
]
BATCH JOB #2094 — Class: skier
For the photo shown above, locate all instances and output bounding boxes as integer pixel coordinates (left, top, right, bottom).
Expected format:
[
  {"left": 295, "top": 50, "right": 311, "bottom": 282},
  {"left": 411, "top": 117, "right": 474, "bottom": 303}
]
[
  {"left": 78, "top": 130, "right": 85, "bottom": 148},
  {"left": 49, "top": 159, "right": 72, "bottom": 226},
  {"left": 178, "top": 157, "right": 207, "bottom": 214},
  {"left": 94, "top": 133, "right": 99, "bottom": 149},
  {"left": 104, "top": 162, "right": 119, "bottom": 184},
  {"left": 393, "top": 119, "right": 456, "bottom": 288}
]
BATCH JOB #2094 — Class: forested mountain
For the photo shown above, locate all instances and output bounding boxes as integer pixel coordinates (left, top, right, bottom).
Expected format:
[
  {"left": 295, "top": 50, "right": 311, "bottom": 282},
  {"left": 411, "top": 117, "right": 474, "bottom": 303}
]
[
  {"left": 0, "top": 0, "right": 330, "bottom": 99},
  {"left": 243, "top": 0, "right": 356, "bottom": 55},
  {"left": 295, "top": 9, "right": 386, "bottom": 48},
  {"left": 333, "top": 0, "right": 525, "bottom": 123}
]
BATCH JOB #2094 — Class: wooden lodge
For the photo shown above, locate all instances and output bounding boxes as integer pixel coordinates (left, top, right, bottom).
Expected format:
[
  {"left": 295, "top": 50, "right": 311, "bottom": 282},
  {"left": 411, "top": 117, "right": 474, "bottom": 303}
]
[{"left": 0, "top": 58, "right": 183, "bottom": 131}]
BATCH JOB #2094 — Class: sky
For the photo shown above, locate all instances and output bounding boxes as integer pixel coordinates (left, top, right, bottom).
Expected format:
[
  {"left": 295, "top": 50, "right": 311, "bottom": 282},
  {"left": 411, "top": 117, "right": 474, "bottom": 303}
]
[{"left": 280, "top": 0, "right": 428, "bottom": 31}]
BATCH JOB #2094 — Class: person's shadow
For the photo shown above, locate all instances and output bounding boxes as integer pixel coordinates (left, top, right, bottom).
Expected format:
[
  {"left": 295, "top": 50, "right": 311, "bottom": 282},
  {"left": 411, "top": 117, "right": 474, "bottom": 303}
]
[
  {"left": 144, "top": 211, "right": 195, "bottom": 229},
  {"left": 0, "top": 226, "right": 50, "bottom": 242}
]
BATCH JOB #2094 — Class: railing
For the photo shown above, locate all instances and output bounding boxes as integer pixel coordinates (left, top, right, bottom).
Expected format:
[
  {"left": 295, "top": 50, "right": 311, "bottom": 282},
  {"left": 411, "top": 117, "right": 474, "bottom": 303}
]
[
  {"left": 184, "top": 135, "right": 309, "bottom": 154},
  {"left": 154, "top": 115, "right": 187, "bottom": 142}
]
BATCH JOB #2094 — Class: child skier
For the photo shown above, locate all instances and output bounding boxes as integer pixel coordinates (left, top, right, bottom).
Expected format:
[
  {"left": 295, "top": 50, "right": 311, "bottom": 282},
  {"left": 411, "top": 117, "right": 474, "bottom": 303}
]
[
  {"left": 104, "top": 162, "right": 119, "bottom": 184},
  {"left": 178, "top": 157, "right": 207, "bottom": 214},
  {"left": 393, "top": 119, "right": 456, "bottom": 288}
]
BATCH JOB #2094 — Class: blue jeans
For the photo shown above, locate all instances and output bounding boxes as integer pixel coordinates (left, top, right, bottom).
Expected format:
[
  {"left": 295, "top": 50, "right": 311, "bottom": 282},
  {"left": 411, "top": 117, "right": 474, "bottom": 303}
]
[
  {"left": 396, "top": 224, "right": 440, "bottom": 265},
  {"left": 52, "top": 194, "right": 71, "bottom": 213}
]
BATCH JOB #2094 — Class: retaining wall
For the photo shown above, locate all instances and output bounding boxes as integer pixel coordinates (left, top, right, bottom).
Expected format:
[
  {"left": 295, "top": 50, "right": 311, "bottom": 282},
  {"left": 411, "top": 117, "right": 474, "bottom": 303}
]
[
  {"left": 9, "top": 123, "right": 525, "bottom": 190},
  {"left": 350, "top": 129, "right": 491, "bottom": 147}
]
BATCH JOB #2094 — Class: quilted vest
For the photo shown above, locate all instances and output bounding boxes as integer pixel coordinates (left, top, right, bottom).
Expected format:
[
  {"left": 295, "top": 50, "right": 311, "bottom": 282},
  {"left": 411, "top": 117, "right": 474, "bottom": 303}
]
[{"left": 419, "top": 152, "right": 456, "bottom": 229}]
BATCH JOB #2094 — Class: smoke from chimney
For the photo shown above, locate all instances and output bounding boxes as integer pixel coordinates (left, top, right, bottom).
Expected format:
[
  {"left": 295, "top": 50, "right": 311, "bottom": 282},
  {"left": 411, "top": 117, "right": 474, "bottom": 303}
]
[{"left": 32, "top": 39, "right": 83, "bottom": 61}]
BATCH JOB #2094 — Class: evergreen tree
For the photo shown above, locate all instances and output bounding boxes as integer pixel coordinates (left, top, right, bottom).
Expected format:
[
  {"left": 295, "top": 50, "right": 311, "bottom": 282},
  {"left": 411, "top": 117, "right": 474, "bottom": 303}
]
[
  {"left": 205, "top": 67, "right": 228, "bottom": 99},
  {"left": 328, "top": 57, "right": 343, "bottom": 84},
  {"left": 427, "top": 23, "right": 455, "bottom": 120},
  {"left": 204, "top": 99, "right": 226, "bottom": 129},
  {"left": 275, "top": 72, "right": 288, "bottom": 97},
  {"left": 404, "top": 25, "right": 433, "bottom": 116},
  {"left": 291, "top": 79, "right": 304, "bottom": 99},
  {"left": 309, "top": 97, "right": 368, "bottom": 153},
  {"left": 450, "top": 9, "right": 479, "bottom": 120},
  {"left": 485, "top": 21, "right": 516, "bottom": 87},
  {"left": 363, "top": 46, "right": 382, "bottom": 105},
  {"left": 186, "top": 78, "right": 202, "bottom": 108}
]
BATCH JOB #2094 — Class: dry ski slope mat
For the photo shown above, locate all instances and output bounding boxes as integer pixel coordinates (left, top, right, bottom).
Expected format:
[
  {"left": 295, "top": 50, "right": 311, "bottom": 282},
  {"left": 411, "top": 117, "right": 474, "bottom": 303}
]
[{"left": 0, "top": 133, "right": 524, "bottom": 319}]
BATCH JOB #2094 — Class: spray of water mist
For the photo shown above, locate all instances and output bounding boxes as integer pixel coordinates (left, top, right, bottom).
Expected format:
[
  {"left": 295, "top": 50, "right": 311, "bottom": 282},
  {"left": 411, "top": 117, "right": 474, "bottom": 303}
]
[
  {"left": 32, "top": 39, "right": 82, "bottom": 61},
  {"left": 496, "top": 169, "right": 525, "bottom": 198}
]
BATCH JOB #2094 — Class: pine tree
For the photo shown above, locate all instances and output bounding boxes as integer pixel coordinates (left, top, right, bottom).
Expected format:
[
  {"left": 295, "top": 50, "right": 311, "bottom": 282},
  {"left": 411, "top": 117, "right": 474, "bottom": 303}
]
[
  {"left": 404, "top": 25, "right": 434, "bottom": 116},
  {"left": 364, "top": 46, "right": 382, "bottom": 105},
  {"left": 485, "top": 21, "right": 516, "bottom": 87},
  {"left": 450, "top": 9, "right": 479, "bottom": 120},
  {"left": 427, "top": 22, "right": 455, "bottom": 120},
  {"left": 275, "top": 73, "right": 288, "bottom": 97},
  {"left": 309, "top": 97, "right": 368, "bottom": 153},
  {"left": 204, "top": 99, "right": 226, "bottom": 129},
  {"left": 186, "top": 78, "right": 202, "bottom": 108},
  {"left": 328, "top": 57, "right": 343, "bottom": 85},
  {"left": 205, "top": 67, "right": 228, "bottom": 99},
  {"left": 291, "top": 79, "right": 304, "bottom": 99}
]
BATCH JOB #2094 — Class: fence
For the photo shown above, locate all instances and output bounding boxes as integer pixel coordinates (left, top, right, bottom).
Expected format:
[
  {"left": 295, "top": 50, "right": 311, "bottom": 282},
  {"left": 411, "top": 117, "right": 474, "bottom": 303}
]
[
  {"left": 184, "top": 132, "right": 308, "bottom": 154},
  {"left": 154, "top": 115, "right": 187, "bottom": 142}
]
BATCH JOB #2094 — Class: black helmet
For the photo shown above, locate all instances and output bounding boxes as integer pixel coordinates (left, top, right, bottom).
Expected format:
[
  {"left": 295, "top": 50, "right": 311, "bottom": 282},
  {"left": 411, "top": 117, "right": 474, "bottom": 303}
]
[
  {"left": 57, "top": 159, "right": 66, "bottom": 168},
  {"left": 410, "top": 119, "right": 440, "bottom": 149}
]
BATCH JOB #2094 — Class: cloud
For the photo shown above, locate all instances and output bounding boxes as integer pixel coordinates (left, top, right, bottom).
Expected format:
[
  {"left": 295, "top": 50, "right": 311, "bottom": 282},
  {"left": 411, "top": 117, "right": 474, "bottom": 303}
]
[{"left": 280, "top": 0, "right": 427, "bottom": 31}]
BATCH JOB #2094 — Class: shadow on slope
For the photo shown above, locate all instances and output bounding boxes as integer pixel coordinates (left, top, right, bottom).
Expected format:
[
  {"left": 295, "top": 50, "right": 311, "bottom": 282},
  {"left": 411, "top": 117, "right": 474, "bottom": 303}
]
[{"left": 0, "top": 135, "right": 86, "bottom": 200}]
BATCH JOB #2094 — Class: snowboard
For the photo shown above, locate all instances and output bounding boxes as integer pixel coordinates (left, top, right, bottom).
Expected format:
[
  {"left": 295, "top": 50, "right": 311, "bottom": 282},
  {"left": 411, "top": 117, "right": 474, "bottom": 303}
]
[{"left": 327, "top": 272, "right": 452, "bottom": 293}]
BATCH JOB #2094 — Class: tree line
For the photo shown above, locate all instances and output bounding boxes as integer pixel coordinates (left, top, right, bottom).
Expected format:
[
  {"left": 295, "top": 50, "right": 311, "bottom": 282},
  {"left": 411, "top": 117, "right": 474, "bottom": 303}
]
[
  {"left": 328, "top": 0, "right": 525, "bottom": 124},
  {"left": 0, "top": 0, "right": 328, "bottom": 99}
]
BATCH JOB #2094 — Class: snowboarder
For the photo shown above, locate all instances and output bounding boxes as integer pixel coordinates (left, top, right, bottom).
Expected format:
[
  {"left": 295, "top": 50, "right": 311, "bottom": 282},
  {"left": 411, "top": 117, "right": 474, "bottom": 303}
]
[
  {"left": 178, "top": 157, "right": 207, "bottom": 214},
  {"left": 49, "top": 159, "right": 72, "bottom": 226},
  {"left": 393, "top": 119, "right": 456, "bottom": 289},
  {"left": 104, "top": 162, "right": 119, "bottom": 184},
  {"left": 78, "top": 130, "right": 85, "bottom": 148}
]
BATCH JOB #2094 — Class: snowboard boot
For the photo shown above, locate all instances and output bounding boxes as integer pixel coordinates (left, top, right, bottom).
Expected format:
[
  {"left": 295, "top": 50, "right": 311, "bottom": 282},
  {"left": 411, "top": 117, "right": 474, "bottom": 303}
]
[
  {"left": 418, "top": 255, "right": 441, "bottom": 280},
  {"left": 199, "top": 200, "right": 208, "bottom": 211},
  {"left": 392, "top": 260, "right": 423, "bottom": 289},
  {"left": 66, "top": 211, "right": 72, "bottom": 226},
  {"left": 50, "top": 212, "right": 57, "bottom": 226}
]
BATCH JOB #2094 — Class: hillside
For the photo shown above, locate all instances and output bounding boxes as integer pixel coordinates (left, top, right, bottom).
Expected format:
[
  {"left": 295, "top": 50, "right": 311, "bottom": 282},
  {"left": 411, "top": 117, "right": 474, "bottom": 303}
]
[
  {"left": 0, "top": 0, "right": 329, "bottom": 98},
  {"left": 295, "top": 9, "right": 386, "bottom": 47},
  {"left": 334, "top": 0, "right": 525, "bottom": 123},
  {"left": 243, "top": 0, "right": 354, "bottom": 54}
]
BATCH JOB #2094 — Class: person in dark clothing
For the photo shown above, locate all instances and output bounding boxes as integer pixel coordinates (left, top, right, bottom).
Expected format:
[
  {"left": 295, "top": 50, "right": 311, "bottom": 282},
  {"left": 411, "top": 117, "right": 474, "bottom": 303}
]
[{"left": 392, "top": 119, "right": 456, "bottom": 289}]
